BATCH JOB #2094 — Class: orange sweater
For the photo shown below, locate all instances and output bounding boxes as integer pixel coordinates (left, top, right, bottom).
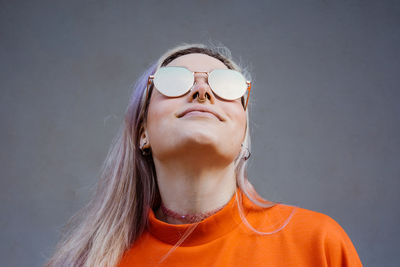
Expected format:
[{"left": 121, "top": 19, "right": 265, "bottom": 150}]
[{"left": 119, "top": 190, "right": 362, "bottom": 266}]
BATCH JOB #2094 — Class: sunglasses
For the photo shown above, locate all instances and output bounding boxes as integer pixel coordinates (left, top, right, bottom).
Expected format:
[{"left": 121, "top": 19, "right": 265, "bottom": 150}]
[{"left": 146, "top": 66, "right": 252, "bottom": 110}]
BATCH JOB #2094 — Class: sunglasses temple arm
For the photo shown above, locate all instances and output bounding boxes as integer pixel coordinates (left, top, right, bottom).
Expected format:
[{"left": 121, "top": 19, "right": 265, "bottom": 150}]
[
  {"left": 245, "top": 81, "right": 251, "bottom": 111},
  {"left": 146, "top": 76, "right": 154, "bottom": 105}
]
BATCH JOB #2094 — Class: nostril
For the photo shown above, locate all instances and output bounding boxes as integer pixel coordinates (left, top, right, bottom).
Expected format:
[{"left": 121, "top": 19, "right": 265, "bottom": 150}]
[{"left": 191, "top": 91, "right": 211, "bottom": 102}]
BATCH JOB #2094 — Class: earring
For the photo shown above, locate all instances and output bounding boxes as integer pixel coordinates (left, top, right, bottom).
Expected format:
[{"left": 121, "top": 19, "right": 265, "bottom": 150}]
[
  {"left": 140, "top": 140, "right": 151, "bottom": 156},
  {"left": 241, "top": 144, "right": 251, "bottom": 160}
]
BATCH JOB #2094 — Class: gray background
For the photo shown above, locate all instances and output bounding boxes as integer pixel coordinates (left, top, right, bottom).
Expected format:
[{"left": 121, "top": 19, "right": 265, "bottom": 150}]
[{"left": 1, "top": 0, "right": 399, "bottom": 266}]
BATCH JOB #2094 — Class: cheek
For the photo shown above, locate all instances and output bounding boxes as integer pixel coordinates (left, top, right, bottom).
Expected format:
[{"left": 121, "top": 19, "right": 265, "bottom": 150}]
[
  {"left": 145, "top": 97, "right": 179, "bottom": 144},
  {"left": 229, "top": 103, "right": 247, "bottom": 133},
  {"left": 224, "top": 111, "right": 247, "bottom": 158},
  {"left": 146, "top": 92, "right": 168, "bottom": 126},
  {"left": 147, "top": 108, "right": 166, "bottom": 135},
  {"left": 224, "top": 104, "right": 247, "bottom": 146},
  {"left": 236, "top": 113, "right": 247, "bottom": 143}
]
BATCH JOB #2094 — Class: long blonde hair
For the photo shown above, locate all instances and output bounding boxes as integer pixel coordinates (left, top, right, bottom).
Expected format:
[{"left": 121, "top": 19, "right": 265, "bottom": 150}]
[{"left": 46, "top": 43, "right": 277, "bottom": 267}]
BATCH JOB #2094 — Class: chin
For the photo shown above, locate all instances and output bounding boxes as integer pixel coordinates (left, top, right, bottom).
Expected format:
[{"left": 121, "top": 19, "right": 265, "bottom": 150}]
[{"left": 179, "top": 129, "right": 219, "bottom": 146}]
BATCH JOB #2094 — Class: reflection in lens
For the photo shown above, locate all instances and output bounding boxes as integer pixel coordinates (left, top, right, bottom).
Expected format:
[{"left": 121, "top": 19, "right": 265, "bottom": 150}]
[
  {"left": 154, "top": 67, "right": 194, "bottom": 97},
  {"left": 208, "top": 69, "right": 247, "bottom": 100}
]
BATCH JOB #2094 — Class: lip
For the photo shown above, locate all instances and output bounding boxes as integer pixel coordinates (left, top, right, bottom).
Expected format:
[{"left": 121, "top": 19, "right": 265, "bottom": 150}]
[{"left": 176, "top": 105, "right": 225, "bottom": 121}]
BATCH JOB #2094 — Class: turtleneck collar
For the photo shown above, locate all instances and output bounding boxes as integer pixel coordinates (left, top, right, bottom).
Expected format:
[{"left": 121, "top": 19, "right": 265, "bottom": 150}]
[{"left": 147, "top": 188, "right": 272, "bottom": 246}]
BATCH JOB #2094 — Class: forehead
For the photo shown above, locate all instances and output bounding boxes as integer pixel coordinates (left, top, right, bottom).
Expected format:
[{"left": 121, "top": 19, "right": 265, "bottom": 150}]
[{"left": 166, "top": 53, "right": 228, "bottom": 73}]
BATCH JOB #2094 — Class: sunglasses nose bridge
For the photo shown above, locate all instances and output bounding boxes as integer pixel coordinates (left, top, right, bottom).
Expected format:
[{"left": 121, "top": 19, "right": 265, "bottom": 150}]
[
  {"left": 192, "top": 71, "right": 211, "bottom": 89},
  {"left": 193, "top": 71, "right": 209, "bottom": 83}
]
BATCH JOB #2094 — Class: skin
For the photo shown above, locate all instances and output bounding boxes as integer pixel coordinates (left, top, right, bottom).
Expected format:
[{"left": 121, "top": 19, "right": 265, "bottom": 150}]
[{"left": 141, "top": 53, "right": 247, "bottom": 224}]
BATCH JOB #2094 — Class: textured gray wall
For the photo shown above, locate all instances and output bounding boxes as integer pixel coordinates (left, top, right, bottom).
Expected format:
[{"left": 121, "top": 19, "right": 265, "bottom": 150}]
[{"left": 1, "top": 1, "right": 399, "bottom": 266}]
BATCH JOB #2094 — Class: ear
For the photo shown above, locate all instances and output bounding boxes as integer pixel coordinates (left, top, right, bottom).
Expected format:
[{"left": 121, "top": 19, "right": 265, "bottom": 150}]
[{"left": 139, "top": 127, "right": 150, "bottom": 149}]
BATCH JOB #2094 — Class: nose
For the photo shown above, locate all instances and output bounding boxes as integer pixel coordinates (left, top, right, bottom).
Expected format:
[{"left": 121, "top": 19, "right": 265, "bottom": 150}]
[{"left": 188, "top": 72, "right": 215, "bottom": 104}]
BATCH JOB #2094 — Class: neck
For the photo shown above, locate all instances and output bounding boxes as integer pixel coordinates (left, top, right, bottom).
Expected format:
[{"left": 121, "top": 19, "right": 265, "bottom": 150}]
[{"left": 153, "top": 156, "right": 237, "bottom": 225}]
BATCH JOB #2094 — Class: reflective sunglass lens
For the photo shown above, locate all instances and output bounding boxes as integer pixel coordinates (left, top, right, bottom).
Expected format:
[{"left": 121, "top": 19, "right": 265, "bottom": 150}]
[
  {"left": 153, "top": 67, "right": 194, "bottom": 97},
  {"left": 208, "top": 69, "right": 247, "bottom": 100}
]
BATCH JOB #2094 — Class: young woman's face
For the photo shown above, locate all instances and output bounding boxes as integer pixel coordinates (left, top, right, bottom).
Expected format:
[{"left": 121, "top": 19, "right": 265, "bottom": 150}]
[{"left": 144, "top": 53, "right": 247, "bottom": 164}]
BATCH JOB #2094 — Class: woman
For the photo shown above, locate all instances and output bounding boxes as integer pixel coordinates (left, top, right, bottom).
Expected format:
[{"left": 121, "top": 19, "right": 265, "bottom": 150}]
[{"left": 47, "top": 44, "right": 362, "bottom": 266}]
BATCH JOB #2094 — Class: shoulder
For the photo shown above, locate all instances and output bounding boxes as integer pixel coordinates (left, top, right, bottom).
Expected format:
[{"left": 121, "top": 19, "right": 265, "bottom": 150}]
[
  {"left": 289, "top": 206, "right": 345, "bottom": 234},
  {"left": 240, "top": 194, "right": 362, "bottom": 266},
  {"left": 242, "top": 195, "right": 353, "bottom": 242},
  {"left": 289, "top": 206, "right": 357, "bottom": 245},
  {"left": 243, "top": 200, "right": 345, "bottom": 237},
  {"left": 281, "top": 205, "right": 363, "bottom": 266}
]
